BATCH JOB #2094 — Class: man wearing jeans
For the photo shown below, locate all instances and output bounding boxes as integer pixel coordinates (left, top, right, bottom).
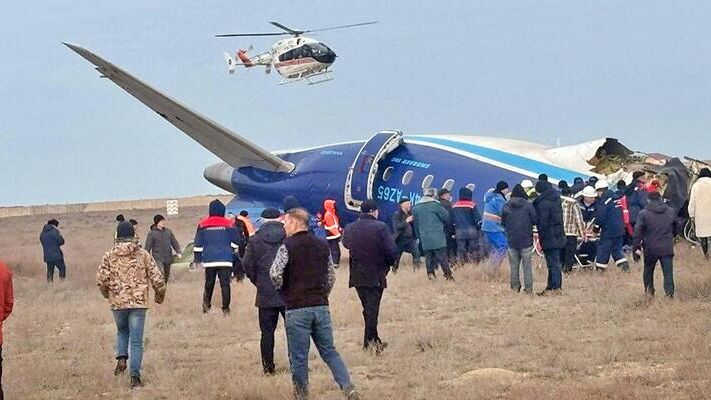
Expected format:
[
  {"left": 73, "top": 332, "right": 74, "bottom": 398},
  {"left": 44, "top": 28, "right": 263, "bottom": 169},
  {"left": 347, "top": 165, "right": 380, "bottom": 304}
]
[
  {"left": 97, "top": 221, "right": 166, "bottom": 388},
  {"left": 533, "top": 181, "right": 567, "bottom": 295},
  {"left": 502, "top": 184, "right": 538, "bottom": 293},
  {"left": 270, "top": 208, "right": 359, "bottom": 400},
  {"left": 633, "top": 191, "right": 676, "bottom": 298}
]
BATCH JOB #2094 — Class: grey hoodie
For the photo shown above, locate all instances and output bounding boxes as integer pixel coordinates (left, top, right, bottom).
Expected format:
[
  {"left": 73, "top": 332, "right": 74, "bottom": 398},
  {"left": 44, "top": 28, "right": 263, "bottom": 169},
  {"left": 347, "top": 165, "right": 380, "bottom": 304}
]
[{"left": 144, "top": 225, "right": 181, "bottom": 265}]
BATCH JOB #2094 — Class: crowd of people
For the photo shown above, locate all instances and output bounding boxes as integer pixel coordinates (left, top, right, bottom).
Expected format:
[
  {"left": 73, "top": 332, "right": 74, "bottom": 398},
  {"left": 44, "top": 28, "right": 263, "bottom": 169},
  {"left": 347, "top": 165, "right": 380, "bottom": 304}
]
[{"left": 23, "top": 166, "right": 711, "bottom": 399}]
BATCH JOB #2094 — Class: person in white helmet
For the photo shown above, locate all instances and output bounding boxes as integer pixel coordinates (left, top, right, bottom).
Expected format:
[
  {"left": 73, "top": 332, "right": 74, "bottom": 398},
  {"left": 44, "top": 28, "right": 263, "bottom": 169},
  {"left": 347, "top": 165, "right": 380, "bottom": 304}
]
[
  {"left": 521, "top": 179, "right": 536, "bottom": 200},
  {"left": 577, "top": 185, "right": 599, "bottom": 266},
  {"left": 594, "top": 180, "right": 630, "bottom": 272}
]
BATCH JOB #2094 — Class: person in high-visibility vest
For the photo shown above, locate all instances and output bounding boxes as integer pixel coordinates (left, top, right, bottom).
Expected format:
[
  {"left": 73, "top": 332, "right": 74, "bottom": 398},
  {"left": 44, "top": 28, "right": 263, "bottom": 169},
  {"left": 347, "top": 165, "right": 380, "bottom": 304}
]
[{"left": 322, "top": 199, "right": 343, "bottom": 267}]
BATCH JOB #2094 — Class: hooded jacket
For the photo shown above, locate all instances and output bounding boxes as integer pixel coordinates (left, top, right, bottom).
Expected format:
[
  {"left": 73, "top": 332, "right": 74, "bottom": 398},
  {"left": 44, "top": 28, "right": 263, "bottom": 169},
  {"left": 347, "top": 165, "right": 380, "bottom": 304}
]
[
  {"left": 39, "top": 224, "right": 65, "bottom": 263},
  {"left": 412, "top": 196, "right": 450, "bottom": 251},
  {"left": 194, "top": 201, "right": 240, "bottom": 268},
  {"left": 243, "top": 221, "right": 287, "bottom": 308},
  {"left": 145, "top": 225, "right": 181, "bottom": 265},
  {"left": 634, "top": 199, "right": 676, "bottom": 257},
  {"left": 0, "top": 261, "right": 13, "bottom": 345},
  {"left": 625, "top": 179, "right": 648, "bottom": 225},
  {"left": 96, "top": 241, "right": 166, "bottom": 310},
  {"left": 502, "top": 196, "right": 538, "bottom": 250},
  {"left": 688, "top": 176, "right": 711, "bottom": 237},
  {"left": 533, "top": 186, "right": 566, "bottom": 250},
  {"left": 482, "top": 190, "right": 507, "bottom": 233},
  {"left": 595, "top": 189, "right": 626, "bottom": 240},
  {"left": 322, "top": 199, "right": 342, "bottom": 240},
  {"left": 343, "top": 214, "right": 398, "bottom": 288}
]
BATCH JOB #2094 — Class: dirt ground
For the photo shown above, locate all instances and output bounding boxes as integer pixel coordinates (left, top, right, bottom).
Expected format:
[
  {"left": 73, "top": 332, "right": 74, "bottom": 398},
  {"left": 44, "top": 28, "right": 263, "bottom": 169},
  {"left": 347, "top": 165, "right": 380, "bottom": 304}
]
[{"left": 1, "top": 207, "right": 711, "bottom": 399}]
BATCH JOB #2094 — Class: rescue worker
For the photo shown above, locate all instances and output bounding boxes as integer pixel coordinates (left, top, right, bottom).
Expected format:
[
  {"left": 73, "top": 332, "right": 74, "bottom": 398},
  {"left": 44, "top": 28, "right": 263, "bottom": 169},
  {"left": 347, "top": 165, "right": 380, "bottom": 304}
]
[
  {"left": 688, "top": 167, "right": 711, "bottom": 259},
  {"left": 577, "top": 186, "right": 598, "bottom": 266},
  {"left": 195, "top": 200, "right": 241, "bottom": 316},
  {"left": 412, "top": 188, "right": 454, "bottom": 280},
  {"left": 242, "top": 208, "right": 286, "bottom": 375},
  {"left": 451, "top": 187, "right": 482, "bottom": 264},
  {"left": 560, "top": 187, "right": 586, "bottom": 273},
  {"left": 39, "top": 219, "right": 67, "bottom": 283},
  {"left": 626, "top": 171, "right": 649, "bottom": 229},
  {"left": 342, "top": 200, "right": 398, "bottom": 354},
  {"left": 521, "top": 179, "right": 536, "bottom": 200},
  {"left": 144, "top": 215, "right": 181, "bottom": 283},
  {"left": 482, "top": 182, "right": 509, "bottom": 267},
  {"left": 533, "top": 181, "right": 566, "bottom": 294},
  {"left": 391, "top": 197, "right": 421, "bottom": 271},
  {"left": 594, "top": 181, "right": 630, "bottom": 272},
  {"left": 322, "top": 199, "right": 343, "bottom": 268},
  {"left": 633, "top": 191, "right": 676, "bottom": 298},
  {"left": 97, "top": 221, "right": 166, "bottom": 388},
  {"left": 438, "top": 189, "right": 457, "bottom": 261}
]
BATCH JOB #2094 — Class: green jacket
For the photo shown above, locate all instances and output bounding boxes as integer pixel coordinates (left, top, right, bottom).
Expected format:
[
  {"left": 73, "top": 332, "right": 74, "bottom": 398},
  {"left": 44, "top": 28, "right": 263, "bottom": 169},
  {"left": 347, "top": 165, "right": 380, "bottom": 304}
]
[{"left": 412, "top": 197, "right": 450, "bottom": 251}]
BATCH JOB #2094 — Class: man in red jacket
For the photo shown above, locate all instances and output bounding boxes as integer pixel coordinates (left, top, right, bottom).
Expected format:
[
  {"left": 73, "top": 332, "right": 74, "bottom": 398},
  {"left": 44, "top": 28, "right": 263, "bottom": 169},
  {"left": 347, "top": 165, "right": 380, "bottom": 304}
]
[{"left": 0, "top": 261, "right": 14, "bottom": 400}]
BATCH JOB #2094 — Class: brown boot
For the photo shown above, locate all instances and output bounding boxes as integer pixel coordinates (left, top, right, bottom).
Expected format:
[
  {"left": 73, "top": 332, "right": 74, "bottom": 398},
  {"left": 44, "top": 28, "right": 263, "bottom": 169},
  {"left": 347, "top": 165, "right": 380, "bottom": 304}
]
[{"left": 114, "top": 357, "right": 127, "bottom": 376}]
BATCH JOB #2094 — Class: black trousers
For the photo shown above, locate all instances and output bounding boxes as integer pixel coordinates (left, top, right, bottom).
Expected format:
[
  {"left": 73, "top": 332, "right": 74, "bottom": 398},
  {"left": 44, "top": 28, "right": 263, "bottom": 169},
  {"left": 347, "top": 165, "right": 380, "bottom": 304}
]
[
  {"left": 203, "top": 267, "right": 232, "bottom": 310},
  {"left": 355, "top": 286, "right": 384, "bottom": 347},
  {"left": 159, "top": 261, "right": 172, "bottom": 283},
  {"left": 643, "top": 255, "right": 674, "bottom": 297},
  {"left": 560, "top": 236, "right": 578, "bottom": 272},
  {"left": 46, "top": 259, "right": 66, "bottom": 282},
  {"left": 328, "top": 238, "right": 341, "bottom": 266},
  {"left": 232, "top": 254, "right": 245, "bottom": 279},
  {"left": 258, "top": 307, "right": 285, "bottom": 373},
  {"left": 701, "top": 237, "right": 709, "bottom": 258},
  {"left": 394, "top": 239, "right": 421, "bottom": 270},
  {"left": 424, "top": 248, "right": 452, "bottom": 276}
]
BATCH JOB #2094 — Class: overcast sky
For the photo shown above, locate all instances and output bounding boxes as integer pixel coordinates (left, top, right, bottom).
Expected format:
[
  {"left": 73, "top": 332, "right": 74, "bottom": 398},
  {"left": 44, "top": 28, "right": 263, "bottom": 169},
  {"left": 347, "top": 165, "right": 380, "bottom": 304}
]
[{"left": 2, "top": 1, "right": 710, "bottom": 206}]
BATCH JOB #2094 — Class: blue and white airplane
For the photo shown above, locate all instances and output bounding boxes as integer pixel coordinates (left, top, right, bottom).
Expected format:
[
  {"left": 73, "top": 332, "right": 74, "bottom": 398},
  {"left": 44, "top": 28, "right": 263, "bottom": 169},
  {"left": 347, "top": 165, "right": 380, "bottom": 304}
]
[{"left": 65, "top": 43, "right": 631, "bottom": 225}]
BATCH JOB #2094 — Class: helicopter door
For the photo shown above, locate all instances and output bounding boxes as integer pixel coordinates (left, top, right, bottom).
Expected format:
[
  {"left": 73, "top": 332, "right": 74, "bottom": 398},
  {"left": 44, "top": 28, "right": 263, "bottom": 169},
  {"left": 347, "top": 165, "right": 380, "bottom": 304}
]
[{"left": 343, "top": 130, "right": 404, "bottom": 212}]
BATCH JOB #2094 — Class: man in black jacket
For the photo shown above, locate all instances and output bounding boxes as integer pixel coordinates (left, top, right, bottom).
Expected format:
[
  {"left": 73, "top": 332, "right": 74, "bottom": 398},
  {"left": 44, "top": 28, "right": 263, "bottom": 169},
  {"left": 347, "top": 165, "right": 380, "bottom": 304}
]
[
  {"left": 145, "top": 215, "right": 181, "bottom": 283},
  {"left": 343, "top": 200, "right": 398, "bottom": 354},
  {"left": 502, "top": 185, "right": 538, "bottom": 293},
  {"left": 439, "top": 189, "right": 457, "bottom": 261},
  {"left": 391, "top": 197, "right": 421, "bottom": 271},
  {"left": 533, "top": 181, "right": 567, "bottom": 294},
  {"left": 633, "top": 191, "right": 676, "bottom": 298},
  {"left": 243, "top": 208, "right": 287, "bottom": 375},
  {"left": 451, "top": 187, "right": 483, "bottom": 264},
  {"left": 39, "top": 219, "right": 66, "bottom": 283}
]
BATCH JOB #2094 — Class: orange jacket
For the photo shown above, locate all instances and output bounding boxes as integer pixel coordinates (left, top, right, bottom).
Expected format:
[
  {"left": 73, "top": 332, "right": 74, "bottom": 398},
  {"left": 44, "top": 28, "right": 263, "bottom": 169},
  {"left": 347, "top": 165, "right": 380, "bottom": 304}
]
[
  {"left": 322, "top": 200, "right": 341, "bottom": 239},
  {"left": 0, "top": 261, "right": 14, "bottom": 345}
]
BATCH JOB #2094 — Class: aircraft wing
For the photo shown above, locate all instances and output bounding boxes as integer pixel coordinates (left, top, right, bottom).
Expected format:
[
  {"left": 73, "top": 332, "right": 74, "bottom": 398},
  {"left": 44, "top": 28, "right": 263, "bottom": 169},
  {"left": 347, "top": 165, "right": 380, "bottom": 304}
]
[{"left": 64, "top": 43, "right": 294, "bottom": 173}]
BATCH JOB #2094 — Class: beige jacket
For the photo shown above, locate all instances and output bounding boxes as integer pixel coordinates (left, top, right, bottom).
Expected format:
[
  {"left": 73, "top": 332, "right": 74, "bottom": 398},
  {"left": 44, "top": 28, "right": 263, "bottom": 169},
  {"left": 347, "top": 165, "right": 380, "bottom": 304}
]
[{"left": 689, "top": 177, "right": 711, "bottom": 237}]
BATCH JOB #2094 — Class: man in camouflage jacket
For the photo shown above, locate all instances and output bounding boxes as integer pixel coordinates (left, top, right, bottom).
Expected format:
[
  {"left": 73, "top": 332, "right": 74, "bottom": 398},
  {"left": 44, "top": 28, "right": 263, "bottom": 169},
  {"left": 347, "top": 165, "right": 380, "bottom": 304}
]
[{"left": 97, "top": 221, "right": 166, "bottom": 388}]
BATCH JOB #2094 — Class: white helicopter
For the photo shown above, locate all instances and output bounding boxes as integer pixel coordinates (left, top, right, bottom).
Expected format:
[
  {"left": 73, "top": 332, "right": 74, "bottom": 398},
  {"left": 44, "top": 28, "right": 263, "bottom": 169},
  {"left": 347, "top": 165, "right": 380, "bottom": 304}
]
[{"left": 216, "top": 21, "right": 377, "bottom": 85}]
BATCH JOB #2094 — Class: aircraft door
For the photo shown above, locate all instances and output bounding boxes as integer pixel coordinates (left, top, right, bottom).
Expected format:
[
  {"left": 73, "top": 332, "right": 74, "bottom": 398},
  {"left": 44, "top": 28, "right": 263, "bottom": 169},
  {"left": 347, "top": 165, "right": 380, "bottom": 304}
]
[{"left": 343, "top": 130, "right": 403, "bottom": 211}]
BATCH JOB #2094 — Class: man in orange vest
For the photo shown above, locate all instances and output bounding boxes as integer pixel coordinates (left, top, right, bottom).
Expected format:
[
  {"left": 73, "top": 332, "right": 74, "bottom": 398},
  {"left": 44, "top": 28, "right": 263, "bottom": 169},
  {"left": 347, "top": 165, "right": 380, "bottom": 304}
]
[
  {"left": 238, "top": 210, "right": 256, "bottom": 237},
  {"left": 322, "top": 199, "right": 342, "bottom": 268}
]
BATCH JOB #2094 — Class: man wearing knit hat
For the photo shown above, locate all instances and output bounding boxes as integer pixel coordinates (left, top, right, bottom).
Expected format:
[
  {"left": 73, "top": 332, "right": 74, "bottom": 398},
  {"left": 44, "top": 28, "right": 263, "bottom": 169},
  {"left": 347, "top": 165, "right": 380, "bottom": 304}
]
[
  {"left": 391, "top": 197, "right": 421, "bottom": 271},
  {"left": 145, "top": 215, "right": 181, "bottom": 283},
  {"left": 533, "top": 180, "right": 566, "bottom": 294},
  {"left": 194, "top": 200, "right": 242, "bottom": 315},
  {"left": 482, "top": 181, "right": 510, "bottom": 267},
  {"left": 97, "top": 221, "right": 166, "bottom": 388},
  {"left": 412, "top": 188, "right": 454, "bottom": 280},
  {"left": 451, "top": 187, "right": 482, "bottom": 264},
  {"left": 243, "top": 207, "right": 287, "bottom": 374}
]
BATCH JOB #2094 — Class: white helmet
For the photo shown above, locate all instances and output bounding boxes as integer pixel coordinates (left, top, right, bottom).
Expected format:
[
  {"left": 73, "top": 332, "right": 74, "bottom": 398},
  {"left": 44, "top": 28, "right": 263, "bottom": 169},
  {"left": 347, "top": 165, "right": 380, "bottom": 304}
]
[
  {"left": 521, "top": 179, "right": 534, "bottom": 189},
  {"left": 594, "top": 180, "right": 609, "bottom": 191},
  {"left": 581, "top": 186, "right": 597, "bottom": 198}
]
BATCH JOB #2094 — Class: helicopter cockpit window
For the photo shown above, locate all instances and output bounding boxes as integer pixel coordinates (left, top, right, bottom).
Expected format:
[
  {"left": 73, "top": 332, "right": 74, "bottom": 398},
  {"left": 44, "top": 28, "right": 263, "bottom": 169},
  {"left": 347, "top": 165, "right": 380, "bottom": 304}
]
[
  {"left": 278, "top": 50, "right": 295, "bottom": 62},
  {"left": 308, "top": 43, "right": 329, "bottom": 56}
]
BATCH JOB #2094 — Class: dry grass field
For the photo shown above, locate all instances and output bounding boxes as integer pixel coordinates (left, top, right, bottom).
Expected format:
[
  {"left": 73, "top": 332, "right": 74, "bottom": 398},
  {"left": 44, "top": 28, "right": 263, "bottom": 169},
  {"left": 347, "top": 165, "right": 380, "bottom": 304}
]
[{"left": 2, "top": 206, "right": 711, "bottom": 399}]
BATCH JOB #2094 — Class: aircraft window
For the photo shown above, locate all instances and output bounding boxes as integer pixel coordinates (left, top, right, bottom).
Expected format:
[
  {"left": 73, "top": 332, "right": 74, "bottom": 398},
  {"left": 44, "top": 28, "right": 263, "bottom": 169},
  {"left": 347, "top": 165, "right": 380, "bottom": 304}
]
[
  {"left": 422, "top": 175, "right": 434, "bottom": 189},
  {"left": 293, "top": 47, "right": 302, "bottom": 59},
  {"left": 301, "top": 45, "right": 311, "bottom": 57},
  {"left": 278, "top": 50, "right": 294, "bottom": 62},
  {"left": 308, "top": 43, "right": 329, "bottom": 56},
  {"left": 443, "top": 179, "right": 455, "bottom": 192},
  {"left": 466, "top": 183, "right": 476, "bottom": 192},
  {"left": 402, "top": 170, "right": 414, "bottom": 185},
  {"left": 382, "top": 166, "right": 394, "bottom": 181}
]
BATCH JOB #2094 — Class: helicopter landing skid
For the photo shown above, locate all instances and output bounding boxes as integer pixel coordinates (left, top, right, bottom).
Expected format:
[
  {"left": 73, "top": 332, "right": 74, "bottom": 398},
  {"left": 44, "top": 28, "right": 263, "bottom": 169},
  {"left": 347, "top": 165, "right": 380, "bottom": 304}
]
[{"left": 279, "top": 70, "right": 333, "bottom": 86}]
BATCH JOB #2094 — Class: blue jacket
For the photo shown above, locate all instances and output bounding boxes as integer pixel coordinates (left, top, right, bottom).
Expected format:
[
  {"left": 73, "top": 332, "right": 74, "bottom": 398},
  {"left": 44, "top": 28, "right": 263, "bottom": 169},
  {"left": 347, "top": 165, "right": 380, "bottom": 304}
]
[
  {"left": 39, "top": 224, "right": 65, "bottom": 263},
  {"left": 451, "top": 200, "right": 482, "bottom": 240},
  {"left": 625, "top": 180, "right": 648, "bottom": 225},
  {"left": 193, "top": 216, "right": 240, "bottom": 268},
  {"left": 595, "top": 189, "right": 626, "bottom": 240},
  {"left": 481, "top": 190, "right": 506, "bottom": 233}
]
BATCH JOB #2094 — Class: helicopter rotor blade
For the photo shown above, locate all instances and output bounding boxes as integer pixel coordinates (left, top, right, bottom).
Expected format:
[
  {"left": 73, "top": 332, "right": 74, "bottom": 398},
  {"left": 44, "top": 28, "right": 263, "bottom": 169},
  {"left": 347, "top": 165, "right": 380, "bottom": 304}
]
[
  {"left": 269, "top": 21, "right": 304, "bottom": 36},
  {"left": 215, "top": 32, "right": 287, "bottom": 38},
  {"left": 303, "top": 21, "right": 378, "bottom": 34}
]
